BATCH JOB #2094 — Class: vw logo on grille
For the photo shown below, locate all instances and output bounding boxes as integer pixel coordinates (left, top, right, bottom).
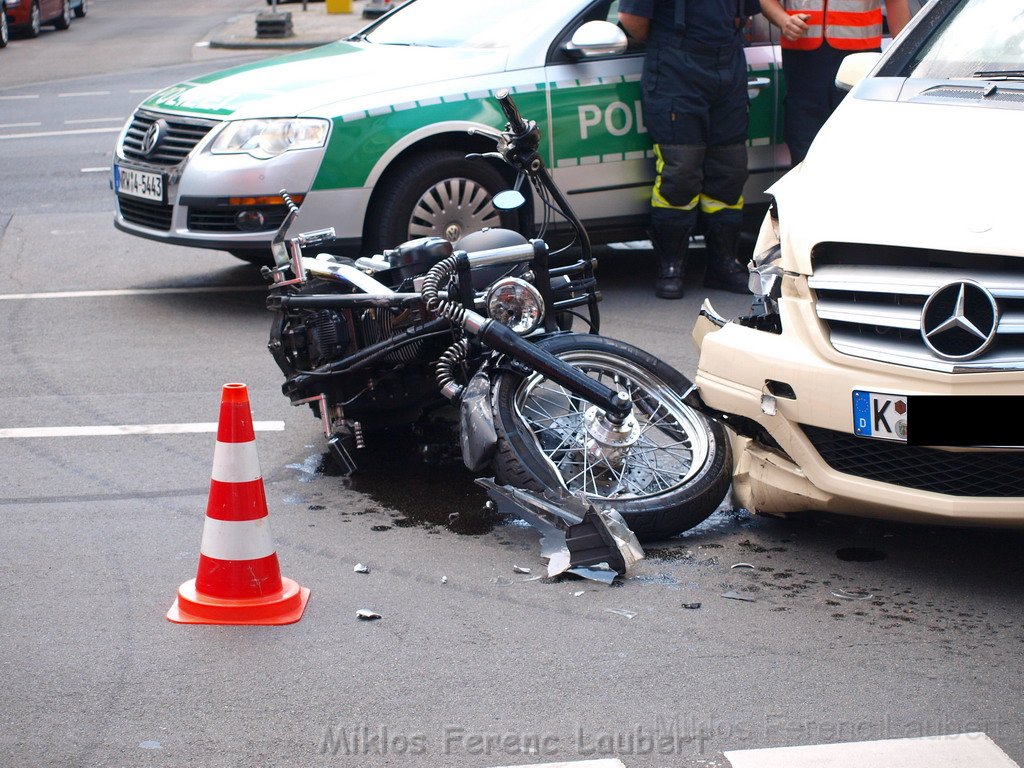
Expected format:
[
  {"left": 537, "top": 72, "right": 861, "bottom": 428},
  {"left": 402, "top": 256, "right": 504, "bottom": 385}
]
[
  {"left": 920, "top": 280, "right": 999, "bottom": 361},
  {"left": 141, "top": 120, "right": 167, "bottom": 157}
]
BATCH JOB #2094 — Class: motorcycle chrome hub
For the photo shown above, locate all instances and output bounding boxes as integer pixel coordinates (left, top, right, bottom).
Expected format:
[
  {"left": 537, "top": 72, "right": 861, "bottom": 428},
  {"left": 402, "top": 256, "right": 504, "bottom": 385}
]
[{"left": 583, "top": 405, "right": 640, "bottom": 468}]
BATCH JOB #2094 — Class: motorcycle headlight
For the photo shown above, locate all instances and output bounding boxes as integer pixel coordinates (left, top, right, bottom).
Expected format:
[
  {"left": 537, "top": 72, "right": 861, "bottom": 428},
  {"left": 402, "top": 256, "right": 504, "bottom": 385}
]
[
  {"left": 209, "top": 118, "right": 330, "bottom": 160},
  {"left": 486, "top": 278, "right": 544, "bottom": 336}
]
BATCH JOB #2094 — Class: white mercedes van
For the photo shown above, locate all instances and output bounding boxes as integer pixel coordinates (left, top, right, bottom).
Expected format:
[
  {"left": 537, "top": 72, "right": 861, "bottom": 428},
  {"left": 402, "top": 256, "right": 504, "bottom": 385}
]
[{"left": 692, "top": 0, "right": 1024, "bottom": 526}]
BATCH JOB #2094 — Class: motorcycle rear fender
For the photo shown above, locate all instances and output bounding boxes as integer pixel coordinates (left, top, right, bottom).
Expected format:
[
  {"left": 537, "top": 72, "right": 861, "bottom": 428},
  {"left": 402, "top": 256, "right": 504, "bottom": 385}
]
[{"left": 460, "top": 369, "right": 498, "bottom": 472}]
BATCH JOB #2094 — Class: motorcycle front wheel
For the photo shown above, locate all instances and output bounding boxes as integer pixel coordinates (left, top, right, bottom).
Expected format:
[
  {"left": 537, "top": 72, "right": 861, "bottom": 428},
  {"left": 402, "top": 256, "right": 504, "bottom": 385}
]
[{"left": 491, "top": 334, "right": 731, "bottom": 541}]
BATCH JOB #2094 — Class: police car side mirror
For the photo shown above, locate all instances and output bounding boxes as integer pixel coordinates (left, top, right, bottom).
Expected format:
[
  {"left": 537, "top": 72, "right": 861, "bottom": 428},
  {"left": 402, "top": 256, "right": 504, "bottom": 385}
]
[
  {"left": 836, "top": 51, "right": 882, "bottom": 92},
  {"left": 563, "top": 21, "right": 628, "bottom": 59}
]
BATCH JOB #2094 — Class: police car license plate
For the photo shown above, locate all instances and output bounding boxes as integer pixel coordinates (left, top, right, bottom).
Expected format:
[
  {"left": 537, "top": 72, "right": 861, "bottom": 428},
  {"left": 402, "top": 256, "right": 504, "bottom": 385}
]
[
  {"left": 852, "top": 390, "right": 908, "bottom": 442},
  {"left": 115, "top": 165, "right": 164, "bottom": 203}
]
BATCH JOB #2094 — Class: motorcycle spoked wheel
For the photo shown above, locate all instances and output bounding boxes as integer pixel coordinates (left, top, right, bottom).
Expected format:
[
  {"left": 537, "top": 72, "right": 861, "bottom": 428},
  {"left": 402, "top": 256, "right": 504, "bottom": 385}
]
[{"left": 491, "top": 334, "right": 731, "bottom": 541}]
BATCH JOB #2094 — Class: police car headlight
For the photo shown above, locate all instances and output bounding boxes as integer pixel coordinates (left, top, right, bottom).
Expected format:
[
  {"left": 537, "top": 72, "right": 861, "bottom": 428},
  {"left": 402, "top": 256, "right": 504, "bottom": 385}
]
[
  {"left": 209, "top": 119, "right": 330, "bottom": 160},
  {"left": 486, "top": 278, "right": 544, "bottom": 336}
]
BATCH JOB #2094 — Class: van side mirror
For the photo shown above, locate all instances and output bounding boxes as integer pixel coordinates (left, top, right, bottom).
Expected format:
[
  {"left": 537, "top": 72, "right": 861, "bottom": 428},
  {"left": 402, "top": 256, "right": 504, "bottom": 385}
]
[{"left": 836, "top": 51, "right": 882, "bottom": 91}]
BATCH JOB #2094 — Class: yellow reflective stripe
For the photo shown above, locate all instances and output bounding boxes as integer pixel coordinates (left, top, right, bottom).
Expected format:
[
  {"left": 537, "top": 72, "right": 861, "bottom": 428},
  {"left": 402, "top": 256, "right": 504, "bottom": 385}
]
[
  {"left": 700, "top": 194, "right": 744, "bottom": 214},
  {"left": 652, "top": 144, "right": 699, "bottom": 211}
]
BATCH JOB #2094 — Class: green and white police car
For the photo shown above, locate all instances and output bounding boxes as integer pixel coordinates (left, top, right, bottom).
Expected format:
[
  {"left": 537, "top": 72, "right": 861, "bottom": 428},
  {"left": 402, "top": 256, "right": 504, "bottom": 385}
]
[{"left": 112, "top": 0, "right": 790, "bottom": 263}]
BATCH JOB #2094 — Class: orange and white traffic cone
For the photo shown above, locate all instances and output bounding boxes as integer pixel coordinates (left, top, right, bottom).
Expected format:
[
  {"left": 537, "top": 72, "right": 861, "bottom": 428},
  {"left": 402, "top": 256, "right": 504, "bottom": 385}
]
[{"left": 167, "top": 383, "right": 310, "bottom": 625}]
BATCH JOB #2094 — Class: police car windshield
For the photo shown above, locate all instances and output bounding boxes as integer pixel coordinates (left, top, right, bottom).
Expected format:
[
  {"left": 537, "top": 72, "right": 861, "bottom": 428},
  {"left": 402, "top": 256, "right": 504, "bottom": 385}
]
[
  {"left": 365, "top": 0, "right": 583, "bottom": 48},
  {"left": 906, "top": 0, "right": 1024, "bottom": 80}
]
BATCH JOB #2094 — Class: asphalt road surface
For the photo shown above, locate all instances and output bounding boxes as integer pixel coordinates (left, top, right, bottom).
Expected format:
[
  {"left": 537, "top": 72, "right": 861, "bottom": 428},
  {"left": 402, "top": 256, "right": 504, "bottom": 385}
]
[{"left": 1, "top": 2, "right": 1022, "bottom": 767}]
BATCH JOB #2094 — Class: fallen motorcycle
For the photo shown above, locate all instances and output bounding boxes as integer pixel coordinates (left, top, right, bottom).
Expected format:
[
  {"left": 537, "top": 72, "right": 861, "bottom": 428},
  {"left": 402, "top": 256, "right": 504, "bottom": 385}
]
[{"left": 263, "top": 91, "right": 730, "bottom": 541}]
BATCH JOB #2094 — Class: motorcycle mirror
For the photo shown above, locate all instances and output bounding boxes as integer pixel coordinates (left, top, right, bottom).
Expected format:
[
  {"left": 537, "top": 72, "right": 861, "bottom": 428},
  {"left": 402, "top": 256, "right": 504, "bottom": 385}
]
[{"left": 492, "top": 190, "right": 526, "bottom": 211}]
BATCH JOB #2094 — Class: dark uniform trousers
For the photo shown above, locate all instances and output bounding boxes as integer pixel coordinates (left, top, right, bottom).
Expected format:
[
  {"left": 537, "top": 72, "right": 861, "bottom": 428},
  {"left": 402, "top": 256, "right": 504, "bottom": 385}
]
[{"left": 641, "top": 30, "right": 750, "bottom": 296}]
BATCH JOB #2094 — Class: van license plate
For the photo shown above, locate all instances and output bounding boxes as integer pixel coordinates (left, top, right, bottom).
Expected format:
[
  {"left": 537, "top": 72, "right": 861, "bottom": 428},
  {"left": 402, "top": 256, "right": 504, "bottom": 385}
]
[
  {"left": 115, "top": 166, "right": 164, "bottom": 203},
  {"left": 852, "top": 390, "right": 907, "bottom": 442}
]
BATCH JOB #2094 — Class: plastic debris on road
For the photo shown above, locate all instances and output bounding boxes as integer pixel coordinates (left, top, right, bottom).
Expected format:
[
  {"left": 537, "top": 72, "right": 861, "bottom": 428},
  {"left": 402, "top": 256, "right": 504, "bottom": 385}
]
[
  {"left": 831, "top": 588, "right": 873, "bottom": 600},
  {"left": 354, "top": 563, "right": 370, "bottom": 574},
  {"left": 513, "top": 565, "right": 532, "bottom": 574},
  {"left": 731, "top": 562, "right": 755, "bottom": 569},
  {"left": 477, "top": 479, "right": 644, "bottom": 585},
  {"left": 606, "top": 608, "right": 639, "bottom": 619},
  {"left": 356, "top": 609, "right": 382, "bottom": 620},
  {"left": 682, "top": 602, "right": 702, "bottom": 609}
]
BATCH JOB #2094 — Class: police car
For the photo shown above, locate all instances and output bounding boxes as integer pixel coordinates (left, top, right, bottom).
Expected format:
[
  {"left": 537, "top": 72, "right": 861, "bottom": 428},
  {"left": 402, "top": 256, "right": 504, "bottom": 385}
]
[{"left": 112, "top": 0, "right": 789, "bottom": 262}]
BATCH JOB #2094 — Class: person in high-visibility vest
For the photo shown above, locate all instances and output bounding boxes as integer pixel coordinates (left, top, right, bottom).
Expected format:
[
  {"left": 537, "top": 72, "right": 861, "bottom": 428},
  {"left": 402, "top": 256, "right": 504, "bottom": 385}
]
[
  {"left": 760, "top": 0, "right": 910, "bottom": 165},
  {"left": 619, "top": 0, "right": 762, "bottom": 300}
]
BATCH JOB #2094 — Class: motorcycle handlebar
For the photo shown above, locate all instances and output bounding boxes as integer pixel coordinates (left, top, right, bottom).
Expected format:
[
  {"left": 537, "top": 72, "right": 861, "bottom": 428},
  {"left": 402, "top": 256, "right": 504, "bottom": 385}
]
[
  {"left": 495, "top": 88, "right": 529, "bottom": 136},
  {"left": 464, "top": 240, "right": 544, "bottom": 268}
]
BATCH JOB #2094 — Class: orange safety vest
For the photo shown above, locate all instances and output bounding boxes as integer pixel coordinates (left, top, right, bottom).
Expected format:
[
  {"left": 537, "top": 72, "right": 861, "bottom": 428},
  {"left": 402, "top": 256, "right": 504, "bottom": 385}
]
[{"left": 780, "top": 0, "right": 883, "bottom": 51}]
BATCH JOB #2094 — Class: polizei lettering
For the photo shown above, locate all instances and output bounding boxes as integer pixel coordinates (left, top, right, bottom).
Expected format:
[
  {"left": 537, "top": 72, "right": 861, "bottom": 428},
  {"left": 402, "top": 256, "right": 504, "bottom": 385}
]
[{"left": 578, "top": 101, "right": 647, "bottom": 139}]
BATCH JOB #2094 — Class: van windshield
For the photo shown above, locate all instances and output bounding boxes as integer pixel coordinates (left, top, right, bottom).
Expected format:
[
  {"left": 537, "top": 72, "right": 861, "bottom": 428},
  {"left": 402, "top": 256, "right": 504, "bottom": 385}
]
[
  {"left": 907, "top": 0, "right": 1024, "bottom": 79},
  {"left": 364, "top": 0, "right": 585, "bottom": 48}
]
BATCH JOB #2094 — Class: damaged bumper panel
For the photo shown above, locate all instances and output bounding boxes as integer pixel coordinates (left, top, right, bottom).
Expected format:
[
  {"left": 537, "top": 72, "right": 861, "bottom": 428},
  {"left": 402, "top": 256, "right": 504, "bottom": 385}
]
[
  {"left": 692, "top": 297, "right": 1024, "bottom": 527},
  {"left": 477, "top": 479, "right": 644, "bottom": 584}
]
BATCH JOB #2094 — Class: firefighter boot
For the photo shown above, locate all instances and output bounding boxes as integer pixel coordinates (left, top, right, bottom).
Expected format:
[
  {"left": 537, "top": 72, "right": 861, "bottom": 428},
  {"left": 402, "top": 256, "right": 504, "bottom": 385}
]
[
  {"left": 703, "top": 221, "right": 749, "bottom": 294},
  {"left": 650, "top": 217, "right": 692, "bottom": 299}
]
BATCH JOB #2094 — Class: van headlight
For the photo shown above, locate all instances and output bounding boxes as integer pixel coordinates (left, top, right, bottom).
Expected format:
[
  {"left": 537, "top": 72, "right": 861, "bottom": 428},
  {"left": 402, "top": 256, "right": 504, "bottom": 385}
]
[
  {"left": 209, "top": 118, "right": 330, "bottom": 160},
  {"left": 486, "top": 278, "right": 544, "bottom": 335}
]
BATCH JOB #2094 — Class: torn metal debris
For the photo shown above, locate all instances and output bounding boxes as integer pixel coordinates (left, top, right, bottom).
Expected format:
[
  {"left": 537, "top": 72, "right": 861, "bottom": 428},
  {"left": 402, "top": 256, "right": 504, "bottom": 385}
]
[
  {"left": 477, "top": 479, "right": 644, "bottom": 585},
  {"left": 356, "top": 609, "right": 382, "bottom": 620}
]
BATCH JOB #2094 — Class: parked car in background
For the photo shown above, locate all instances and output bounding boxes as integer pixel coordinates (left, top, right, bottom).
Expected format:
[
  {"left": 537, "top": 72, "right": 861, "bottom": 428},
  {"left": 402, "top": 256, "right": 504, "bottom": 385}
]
[
  {"left": 692, "top": 0, "right": 1024, "bottom": 528},
  {"left": 112, "top": 0, "right": 793, "bottom": 263},
  {"left": 4, "top": 0, "right": 84, "bottom": 38}
]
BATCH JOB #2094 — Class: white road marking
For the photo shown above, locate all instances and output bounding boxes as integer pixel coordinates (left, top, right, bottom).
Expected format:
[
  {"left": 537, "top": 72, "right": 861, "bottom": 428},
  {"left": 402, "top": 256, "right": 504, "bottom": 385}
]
[
  {"left": 0, "top": 286, "right": 265, "bottom": 300},
  {"left": 64, "top": 117, "right": 125, "bottom": 124},
  {"left": 80, "top": 167, "right": 109, "bottom": 173},
  {"left": 0, "top": 127, "right": 122, "bottom": 141},
  {"left": 0, "top": 122, "right": 42, "bottom": 129},
  {"left": 0, "top": 423, "right": 285, "bottom": 439},
  {"left": 724, "top": 733, "right": 1020, "bottom": 768},
  {"left": 58, "top": 91, "right": 112, "bottom": 98},
  {"left": 129, "top": 89, "right": 156, "bottom": 94},
  {"left": 0, "top": 94, "right": 40, "bottom": 101},
  {"left": 488, "top": 762, "right": 625, "bottom": 768}
]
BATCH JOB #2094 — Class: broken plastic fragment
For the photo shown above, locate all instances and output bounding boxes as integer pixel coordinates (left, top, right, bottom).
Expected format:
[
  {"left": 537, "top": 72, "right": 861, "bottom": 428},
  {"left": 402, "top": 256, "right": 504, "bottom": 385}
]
[
  {"left": 568, "top": 562, "right": 617, "bottom": 584},
  {"left": 440, "top": 575, "right": 448, "bottom": 584},
  {"left": 476, "top": 479, "right": 644, "bottom": 585},
  {"left": 354, "top": 563, "right": 370, "bottom": 574},
  {"left": 731, "top": 562, "right": 755, "bottom": 569},
  {"left": 831, "top": 588, "right": 873, "bottom": 600},
  {"left": 682, "top": 602, "right": 702, "bottom": 609},
  {"left": 606, "top": 608, "right": 638, "bottom": 619},
  {"left": 356, "top": 609, "right": 382, "bottom": 621},
  {"left": 721, "top": 591, "right": 756, "bottom": 602},
  {"left": 492, "top": 577, "right": 514, "bottom": 587},
  {"left": 573, "top": 590, "right": 585, "bottom": 597},
  {"left": 513, "top": 565, "right": 532, "bottom": 574}
]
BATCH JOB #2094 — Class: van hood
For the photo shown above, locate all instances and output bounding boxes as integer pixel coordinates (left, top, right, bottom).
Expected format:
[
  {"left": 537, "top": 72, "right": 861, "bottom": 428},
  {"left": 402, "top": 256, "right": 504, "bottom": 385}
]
[
  {"left": 141, "top": 41, "right": 508, "bottom": 119},
  {"left": 772, "top": 93, "right": 1024, "bottom": 272}
]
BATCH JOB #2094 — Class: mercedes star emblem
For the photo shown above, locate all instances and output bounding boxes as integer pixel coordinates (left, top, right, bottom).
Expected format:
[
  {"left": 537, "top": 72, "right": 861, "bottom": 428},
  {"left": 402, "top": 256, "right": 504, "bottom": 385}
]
[{"left": 920, "top": 280, "right": 999, "bottom": 361}]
